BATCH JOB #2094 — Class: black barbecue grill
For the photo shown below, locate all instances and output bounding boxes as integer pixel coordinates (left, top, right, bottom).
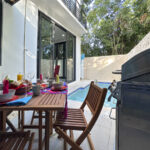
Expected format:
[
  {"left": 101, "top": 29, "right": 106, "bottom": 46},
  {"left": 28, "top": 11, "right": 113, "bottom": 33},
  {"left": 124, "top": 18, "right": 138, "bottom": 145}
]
[{"left": 110, "top": 48, "right": 150, "bottom": 150}]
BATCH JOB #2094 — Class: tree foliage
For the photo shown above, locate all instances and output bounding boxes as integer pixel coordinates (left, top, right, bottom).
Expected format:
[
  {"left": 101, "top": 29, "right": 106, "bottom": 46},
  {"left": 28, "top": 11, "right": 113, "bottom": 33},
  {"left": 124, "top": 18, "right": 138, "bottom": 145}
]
[{"left": 82, "top": 0, "right": 150, "bottom": 56}]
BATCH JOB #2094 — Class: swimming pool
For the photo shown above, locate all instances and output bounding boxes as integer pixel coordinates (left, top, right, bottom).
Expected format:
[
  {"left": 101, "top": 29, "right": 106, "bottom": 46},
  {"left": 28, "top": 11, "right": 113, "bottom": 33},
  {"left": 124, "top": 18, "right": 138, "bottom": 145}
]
[{"left": 68, "top": 82, "right": 116, "bottom": 108}]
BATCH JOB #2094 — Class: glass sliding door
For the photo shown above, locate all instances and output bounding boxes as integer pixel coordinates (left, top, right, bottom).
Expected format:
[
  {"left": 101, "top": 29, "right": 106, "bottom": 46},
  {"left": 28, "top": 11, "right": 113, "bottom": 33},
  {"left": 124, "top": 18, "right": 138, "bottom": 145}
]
[
  {"left": 37, "top": 12, "right": 76, "bottom": 82},
  {"left": 37, "top": 12, "right": 54, "bottom": 79}
]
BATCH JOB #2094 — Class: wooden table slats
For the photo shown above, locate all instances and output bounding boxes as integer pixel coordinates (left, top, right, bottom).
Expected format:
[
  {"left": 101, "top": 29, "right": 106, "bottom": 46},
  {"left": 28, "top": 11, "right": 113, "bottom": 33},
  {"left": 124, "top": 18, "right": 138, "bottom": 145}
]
[
  {"left": 0, "top": 94, "right": 66, "bottom": 111},
  {"left": 27, "top": 94, "right": 66, "bottom": 106}
]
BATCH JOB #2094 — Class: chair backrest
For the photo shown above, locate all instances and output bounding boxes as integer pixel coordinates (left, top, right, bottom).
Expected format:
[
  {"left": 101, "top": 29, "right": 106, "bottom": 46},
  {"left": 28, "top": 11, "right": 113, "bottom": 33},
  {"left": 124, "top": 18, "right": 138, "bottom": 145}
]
[
  {"left": 77, "top": 81, "right": 107, "bottom": 145},
  {"left": 84, "top": 81, "right": 107, "bottom": 114},
  {"left": 54, "top": 65, "right": 60, "bottom": 77}
]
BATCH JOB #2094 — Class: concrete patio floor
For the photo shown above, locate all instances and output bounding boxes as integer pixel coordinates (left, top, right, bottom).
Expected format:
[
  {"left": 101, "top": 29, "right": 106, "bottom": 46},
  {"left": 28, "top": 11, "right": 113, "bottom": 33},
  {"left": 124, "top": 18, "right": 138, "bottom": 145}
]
[{"left": 8, "top": 80, "right": 115, "bottom": 150}]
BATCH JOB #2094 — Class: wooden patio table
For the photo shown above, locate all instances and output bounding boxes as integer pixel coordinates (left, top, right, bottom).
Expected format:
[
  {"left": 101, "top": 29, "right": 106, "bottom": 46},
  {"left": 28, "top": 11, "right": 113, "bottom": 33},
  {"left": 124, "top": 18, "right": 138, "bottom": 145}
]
[{"left": 0, "top": 93, "right": 66, "bottom": 150}]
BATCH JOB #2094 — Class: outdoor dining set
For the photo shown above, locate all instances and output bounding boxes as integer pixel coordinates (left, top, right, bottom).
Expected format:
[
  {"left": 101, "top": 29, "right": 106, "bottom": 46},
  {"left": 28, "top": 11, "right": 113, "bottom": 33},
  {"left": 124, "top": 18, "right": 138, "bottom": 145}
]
[{"left": 0, "top": 73, "right": 107, "bottom": 150}]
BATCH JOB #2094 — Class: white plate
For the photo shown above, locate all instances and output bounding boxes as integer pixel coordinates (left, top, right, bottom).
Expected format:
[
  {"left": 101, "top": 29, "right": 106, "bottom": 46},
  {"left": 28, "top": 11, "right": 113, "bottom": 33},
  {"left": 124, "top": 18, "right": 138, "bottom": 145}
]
[{"left": 0, "top": 89, "right": 16, "bottom": 103}]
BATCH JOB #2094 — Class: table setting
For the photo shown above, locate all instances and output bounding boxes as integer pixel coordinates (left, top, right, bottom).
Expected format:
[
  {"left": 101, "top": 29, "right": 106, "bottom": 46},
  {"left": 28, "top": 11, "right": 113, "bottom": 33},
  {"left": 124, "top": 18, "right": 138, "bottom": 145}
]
[
  {"left": 0, "top": 73, "right": 68, "bottom": 150},
  {"left": 0, "top": 74, "right": 32, "bottom": 106},
  {"left": 0, "top": 73, "right": 68, "bottom": 108}
]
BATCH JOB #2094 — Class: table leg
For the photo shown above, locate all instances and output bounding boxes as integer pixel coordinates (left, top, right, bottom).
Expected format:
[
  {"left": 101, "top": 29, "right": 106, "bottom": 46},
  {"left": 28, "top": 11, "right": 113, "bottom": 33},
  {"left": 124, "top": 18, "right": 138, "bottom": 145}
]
[
  {"left": 45, "top": 111, "right": 50, "bottom": 150},
  {"left": 18, "top": 110, "right": 21, "bottom": 129},
  {"left": 0, "top": 111, "right": 6, "bottom": 131},
  {"left": 49, "top": 111, "right": 53, "bottom": 135},
  {"left": 39, "top": 111, "right": 42, "bottom": 150},
  {"left": 21, "top": 111, "right": 24, "bottom": 131}
]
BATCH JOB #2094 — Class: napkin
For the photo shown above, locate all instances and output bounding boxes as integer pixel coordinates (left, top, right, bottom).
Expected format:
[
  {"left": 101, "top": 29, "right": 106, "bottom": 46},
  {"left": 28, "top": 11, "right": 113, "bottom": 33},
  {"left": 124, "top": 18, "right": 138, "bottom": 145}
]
[
  {"left": 3, "top": 79, "right": 9, "bottom": 94},
  {"left": 6, "top": 96, "right": 32, "bottom": 106}
]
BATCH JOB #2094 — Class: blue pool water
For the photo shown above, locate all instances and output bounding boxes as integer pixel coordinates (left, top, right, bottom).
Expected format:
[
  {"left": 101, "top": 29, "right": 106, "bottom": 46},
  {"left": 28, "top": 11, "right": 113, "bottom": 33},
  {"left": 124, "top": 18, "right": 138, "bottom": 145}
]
[{"left": 68, "top": 82, "right": 116, "bottom": 108}]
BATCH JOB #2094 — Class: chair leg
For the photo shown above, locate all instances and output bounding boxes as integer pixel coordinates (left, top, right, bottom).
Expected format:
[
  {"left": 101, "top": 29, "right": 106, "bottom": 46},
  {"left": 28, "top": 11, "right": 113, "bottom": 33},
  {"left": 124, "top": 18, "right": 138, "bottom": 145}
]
[
  {"left": 39, "top": 111, "right": 42, "bottom": 150},
  {"left": 55, "top": 127, "right": 82, "bottom": 150},
  {"left": 28, "top": 132, "right": 35, "bottom": 150},
  {"left": 30, "top": 110, "right": 36, "bottom": 125},
  {"left": 64, "top": 130, "right": 67, "bottom": 150},
  {"left": 70, "top": 130, "right": 74, "bottom": 150},
  {"left": 17, "top": 110, "right": 24, "bottom": 131},
  {"left": 69, "top": 133, "right": 94, "bottom": 150},
  {"left": 87, "top": 134, "right": 95, "bottom": 150},
  {"left": 70, "top": 130, "right": 74, "bottom": 141},
  {"left": 21, "top": 111, "right": 24, "bottom": 131}
]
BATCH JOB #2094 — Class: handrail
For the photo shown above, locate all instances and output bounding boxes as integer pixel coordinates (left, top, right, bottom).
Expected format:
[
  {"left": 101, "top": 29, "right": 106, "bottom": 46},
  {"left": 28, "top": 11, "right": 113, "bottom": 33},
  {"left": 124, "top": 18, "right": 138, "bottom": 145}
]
[{"left": 61, "top": 0, "right": 87, "bottom": 29}]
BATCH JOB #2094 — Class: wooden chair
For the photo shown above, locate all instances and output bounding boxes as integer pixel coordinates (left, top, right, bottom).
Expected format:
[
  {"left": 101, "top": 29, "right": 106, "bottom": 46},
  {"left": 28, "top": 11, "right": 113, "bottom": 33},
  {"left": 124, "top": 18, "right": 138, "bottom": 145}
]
[
  {"left": 0, "top": 131, "right": 34, "bottom": 150},
  {"left": 53, "top": 81, "right": 107, "bottom": 150}
]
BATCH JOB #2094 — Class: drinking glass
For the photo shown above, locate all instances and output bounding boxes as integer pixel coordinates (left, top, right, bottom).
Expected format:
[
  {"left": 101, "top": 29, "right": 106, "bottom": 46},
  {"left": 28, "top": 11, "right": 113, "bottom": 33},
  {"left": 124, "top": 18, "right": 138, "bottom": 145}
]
[{"left": 27, "top": 73, "right": 35, "bottom": 83}]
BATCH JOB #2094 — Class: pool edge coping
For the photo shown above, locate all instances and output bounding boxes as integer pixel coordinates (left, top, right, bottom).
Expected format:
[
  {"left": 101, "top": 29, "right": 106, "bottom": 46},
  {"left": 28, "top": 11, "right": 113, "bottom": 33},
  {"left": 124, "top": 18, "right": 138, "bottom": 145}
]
[{"left": 68, "top": 81, "right": 111, "bottom": 97}]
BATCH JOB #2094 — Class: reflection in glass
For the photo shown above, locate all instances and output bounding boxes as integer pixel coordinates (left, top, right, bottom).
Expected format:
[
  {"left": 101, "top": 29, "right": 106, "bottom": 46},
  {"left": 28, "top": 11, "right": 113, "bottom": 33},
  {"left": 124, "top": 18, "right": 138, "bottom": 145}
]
[
  {"left": 54, "top": 25, "right": 66, "bottom": 79},
  {"left": 40, "top": 16, "right": 54, "bottom": 79}
]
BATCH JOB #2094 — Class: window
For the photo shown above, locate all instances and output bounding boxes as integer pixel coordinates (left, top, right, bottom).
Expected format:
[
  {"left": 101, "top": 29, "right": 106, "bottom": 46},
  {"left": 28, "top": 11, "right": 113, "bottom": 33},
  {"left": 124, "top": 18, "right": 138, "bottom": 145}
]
[{"left": 0, "top": 0, "right": 2, "bottom": 65}]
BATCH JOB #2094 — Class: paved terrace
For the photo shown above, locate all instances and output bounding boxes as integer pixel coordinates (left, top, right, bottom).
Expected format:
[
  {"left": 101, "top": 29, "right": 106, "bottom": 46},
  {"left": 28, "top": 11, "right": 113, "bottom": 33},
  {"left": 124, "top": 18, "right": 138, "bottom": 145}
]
[{"left": 8, "top": 80, "right": 115, "bottom": 150}]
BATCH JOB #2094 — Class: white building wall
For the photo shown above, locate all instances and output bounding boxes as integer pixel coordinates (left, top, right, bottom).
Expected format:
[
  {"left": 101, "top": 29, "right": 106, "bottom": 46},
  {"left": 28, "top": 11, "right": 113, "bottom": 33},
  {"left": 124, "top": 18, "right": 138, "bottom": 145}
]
[
  {"left": 24, "top": 0, "right": 38, "bottom": 80},
  {"left": 76, "top": 36, "right": 81, "bottom": 81},
  {"left": 0, "top": 0, "right": 83, "bottom": 82},
  {"left": 0, "top": 0, "right": 38, "bottom": 82},
  {"left": 1, "top": 0, "right": 25, "bottom": 81}
]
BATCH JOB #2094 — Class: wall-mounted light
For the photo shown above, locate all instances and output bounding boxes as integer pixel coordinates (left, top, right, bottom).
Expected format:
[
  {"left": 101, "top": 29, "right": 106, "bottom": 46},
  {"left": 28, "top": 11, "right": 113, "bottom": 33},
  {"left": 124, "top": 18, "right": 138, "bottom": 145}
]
[{"left": 4, "top": 0, "right": 20, "bottom": 5}]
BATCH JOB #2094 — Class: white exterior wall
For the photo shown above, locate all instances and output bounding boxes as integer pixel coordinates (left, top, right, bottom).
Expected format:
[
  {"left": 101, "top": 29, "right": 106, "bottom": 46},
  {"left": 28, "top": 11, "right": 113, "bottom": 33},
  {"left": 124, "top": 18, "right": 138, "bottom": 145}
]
[
  {"left": 24, "top": 0, "right": 38, "bottom": 81},
  {"left": 0, "top": 0, "right": 38, "bottom": 82},
  {"left": 0, "top": 0, "right": 36, "bottom": 81},
  {"left": 0, "top": 0, "right": 84, "bottom": 82},
  {"left": 76, "top": 36, "right": 81, "bottom": 81},
  {"left": 31, "top": 0, "right": 86, "bottom": 36},
  {"left": 1, "top": 1, "right": 24, "bottom": 80},
  {"left": 83, "top": 55, "right": 124, "bottom": 82}
]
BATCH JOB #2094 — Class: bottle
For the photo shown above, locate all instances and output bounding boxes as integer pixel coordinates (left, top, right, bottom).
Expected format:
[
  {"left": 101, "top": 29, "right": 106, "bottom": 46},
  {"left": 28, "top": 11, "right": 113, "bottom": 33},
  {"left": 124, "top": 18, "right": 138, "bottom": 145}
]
[{"left": 40, "top": 74, "right": 43, "bottom": 81}]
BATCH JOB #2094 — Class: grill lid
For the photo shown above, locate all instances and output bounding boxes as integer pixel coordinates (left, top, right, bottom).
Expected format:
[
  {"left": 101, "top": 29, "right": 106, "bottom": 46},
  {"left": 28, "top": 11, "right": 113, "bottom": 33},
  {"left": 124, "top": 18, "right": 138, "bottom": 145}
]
[{"left": 122, "top": 49, "right": 150, "bottom": 81}]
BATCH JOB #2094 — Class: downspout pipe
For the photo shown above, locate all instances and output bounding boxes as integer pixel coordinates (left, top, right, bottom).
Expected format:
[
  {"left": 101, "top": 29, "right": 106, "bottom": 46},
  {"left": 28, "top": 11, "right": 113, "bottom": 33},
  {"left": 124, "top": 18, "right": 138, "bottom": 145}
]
[
  {"left": 0, "top": 0, "right": 2, "bottom": 65},
  {"left": 23, "top": 0, "right": 27, "bottom": 77}
]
